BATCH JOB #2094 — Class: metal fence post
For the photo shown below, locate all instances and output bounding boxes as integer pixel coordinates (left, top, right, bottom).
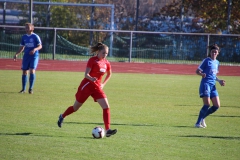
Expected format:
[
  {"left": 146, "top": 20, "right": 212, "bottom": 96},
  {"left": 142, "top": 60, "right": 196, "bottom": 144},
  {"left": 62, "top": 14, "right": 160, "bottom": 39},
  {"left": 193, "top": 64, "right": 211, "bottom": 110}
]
[
  {"left": 207, "top": 34, "right": 210, "bottom": 56},
  {"left": 109, "top": 5, "right": 115, "bottom": 57},
  {"left": 53, "top": 28, "right": 56, "bottom": 60},
  {"left": 129, "top": 31, "right": 133, "bottom": 62},
  {"left": 29, "top": 0, "right": 33, "bottom": 23}
]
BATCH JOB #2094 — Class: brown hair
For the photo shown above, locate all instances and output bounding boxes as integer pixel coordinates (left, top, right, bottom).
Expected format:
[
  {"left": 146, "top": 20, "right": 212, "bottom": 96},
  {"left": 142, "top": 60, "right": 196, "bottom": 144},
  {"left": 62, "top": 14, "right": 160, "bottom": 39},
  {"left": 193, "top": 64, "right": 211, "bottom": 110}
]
[
  {"left": 25, "top": 23, "right": 34, "bottom": 30},
  {"left": 207, "top": 44, "right": 220, "bottom": 57},
  {"left": 90, "top": 42, "right": 108, "bottom": 54}
]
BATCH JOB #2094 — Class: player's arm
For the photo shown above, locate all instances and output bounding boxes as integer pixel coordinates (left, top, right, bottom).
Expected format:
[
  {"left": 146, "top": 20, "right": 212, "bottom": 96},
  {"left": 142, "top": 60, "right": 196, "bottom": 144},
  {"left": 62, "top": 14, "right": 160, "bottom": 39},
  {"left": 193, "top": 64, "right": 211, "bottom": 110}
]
[
  {"left": 29, "top": 44, "right": 42, "bottom": 55},
  {"left": 101, "top": 69, "right": 112, "bottom": 89},
  {"left": 216, "top": 76, "right": 225, "bottom": 86},
  {"left": 196, "top": 68, "right": 206, "bottom": 78},
  {"left": 14, "top": 46, "right": 25, "bottom": 61},
  {"left": 84, "top": 67, "right": 97, "bottom": 82}
]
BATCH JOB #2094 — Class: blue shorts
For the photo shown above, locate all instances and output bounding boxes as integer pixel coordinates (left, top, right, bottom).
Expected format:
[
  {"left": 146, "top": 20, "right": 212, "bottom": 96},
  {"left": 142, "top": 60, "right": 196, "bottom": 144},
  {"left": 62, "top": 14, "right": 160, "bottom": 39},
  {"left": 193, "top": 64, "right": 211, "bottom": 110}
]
[
  {"left": 199, "top": 82, "right": 219, "bottom": 98},
  {"left": 21, "top": 56, "right": 39, "bottom": 70}
]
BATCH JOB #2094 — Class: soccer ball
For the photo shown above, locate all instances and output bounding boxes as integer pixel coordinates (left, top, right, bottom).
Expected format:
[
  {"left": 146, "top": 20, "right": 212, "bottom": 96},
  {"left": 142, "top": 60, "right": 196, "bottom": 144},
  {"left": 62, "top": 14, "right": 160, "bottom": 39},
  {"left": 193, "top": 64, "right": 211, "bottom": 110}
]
[{"left": 92, "top": 126, "right": 105, "bottom": 139}]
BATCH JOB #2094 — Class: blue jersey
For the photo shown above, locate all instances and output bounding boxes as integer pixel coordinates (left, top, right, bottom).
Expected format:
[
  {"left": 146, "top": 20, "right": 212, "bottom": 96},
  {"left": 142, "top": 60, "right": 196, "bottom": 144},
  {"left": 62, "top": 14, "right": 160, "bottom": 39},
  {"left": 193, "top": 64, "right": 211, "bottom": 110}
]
[
  {"left": 20, "top": 33, "right": 42, "bottom": 58},
  {"left": 198, "top": 57, "right": 219, "bottom": 85}
]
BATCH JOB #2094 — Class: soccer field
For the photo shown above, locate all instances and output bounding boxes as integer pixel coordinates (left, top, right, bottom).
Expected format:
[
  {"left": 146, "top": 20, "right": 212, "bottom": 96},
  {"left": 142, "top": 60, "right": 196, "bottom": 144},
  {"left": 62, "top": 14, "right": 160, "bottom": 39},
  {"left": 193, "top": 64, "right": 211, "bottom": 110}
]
[{"left": 0, "top": 70, "right": 239, "bottom": 160}]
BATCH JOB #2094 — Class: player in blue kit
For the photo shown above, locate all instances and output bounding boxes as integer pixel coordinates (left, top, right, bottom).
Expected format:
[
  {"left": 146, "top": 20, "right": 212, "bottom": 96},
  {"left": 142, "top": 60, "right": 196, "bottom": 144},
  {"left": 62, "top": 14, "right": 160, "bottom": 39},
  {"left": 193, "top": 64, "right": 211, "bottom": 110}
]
[
  {"left": 195, "top": 44, "right": 225, "bottom": 128},
  {"left": 14, "top": 23, "right": 42, "bottom": 94}
]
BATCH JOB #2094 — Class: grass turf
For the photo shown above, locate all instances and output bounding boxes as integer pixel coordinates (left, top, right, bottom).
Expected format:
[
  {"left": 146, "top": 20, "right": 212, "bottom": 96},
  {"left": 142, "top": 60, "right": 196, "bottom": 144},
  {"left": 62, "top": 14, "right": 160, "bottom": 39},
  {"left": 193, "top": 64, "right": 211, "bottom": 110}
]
[{"left": 0, "top": 70, "right": 239, "bottom": 160}]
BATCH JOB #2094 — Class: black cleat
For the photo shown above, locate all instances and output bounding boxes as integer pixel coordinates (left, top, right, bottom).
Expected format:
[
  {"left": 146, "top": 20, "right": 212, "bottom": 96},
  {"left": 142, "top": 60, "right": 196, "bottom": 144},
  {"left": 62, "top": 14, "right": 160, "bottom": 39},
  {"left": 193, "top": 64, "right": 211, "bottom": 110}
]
[
  {"left": 106, "top": 129, "right": 117, "bottom": 137},
  {"left": 28, "top": 89, "right": 33, "bottom": 94},
  {"left": 57, "top": 114, "right": 64, "bottom": 128},
  {"left": 19, "top": 90, "right": 25, "bottom": 93}
]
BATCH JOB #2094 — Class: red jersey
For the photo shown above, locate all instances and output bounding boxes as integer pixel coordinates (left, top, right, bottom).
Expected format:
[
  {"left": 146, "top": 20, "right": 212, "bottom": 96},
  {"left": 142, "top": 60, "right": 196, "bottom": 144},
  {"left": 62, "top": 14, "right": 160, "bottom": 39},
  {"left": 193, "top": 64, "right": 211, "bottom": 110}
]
[{"left": 84, "top": 56, "right": 111, "bottom": 86}]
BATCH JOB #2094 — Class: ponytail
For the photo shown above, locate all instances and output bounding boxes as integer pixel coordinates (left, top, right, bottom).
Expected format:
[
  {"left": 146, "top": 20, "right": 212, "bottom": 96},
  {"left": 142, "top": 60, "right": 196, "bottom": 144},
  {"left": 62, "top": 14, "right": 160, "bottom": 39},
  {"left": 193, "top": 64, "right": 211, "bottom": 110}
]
[{"left": 90, "top": 42, "right": 108, "bottom": 54}]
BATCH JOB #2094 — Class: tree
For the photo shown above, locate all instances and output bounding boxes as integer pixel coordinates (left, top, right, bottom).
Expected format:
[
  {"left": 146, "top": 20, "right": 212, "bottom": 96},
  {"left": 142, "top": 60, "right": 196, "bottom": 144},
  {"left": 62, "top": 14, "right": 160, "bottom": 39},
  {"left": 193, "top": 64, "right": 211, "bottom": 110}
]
[{"left": 160, "top": 0, "right": 240, "bottom": 33}]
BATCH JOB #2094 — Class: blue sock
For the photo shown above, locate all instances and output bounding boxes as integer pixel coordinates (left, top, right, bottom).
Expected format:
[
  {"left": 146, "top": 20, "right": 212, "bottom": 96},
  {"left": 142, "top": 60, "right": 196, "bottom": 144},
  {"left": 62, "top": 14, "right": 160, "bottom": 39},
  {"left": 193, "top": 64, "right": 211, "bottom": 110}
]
[
  {"left": 22, "top": 75, "right": 28, "bottom": 91},
  {"left": 196, "top": 105, "right": 209, "bottom": 125},
  {"left": 29, "top": 73, "right": 36, "bottom": 90},
  {"left": 203, "top": 106, "right": 219, "bottom": 119}
]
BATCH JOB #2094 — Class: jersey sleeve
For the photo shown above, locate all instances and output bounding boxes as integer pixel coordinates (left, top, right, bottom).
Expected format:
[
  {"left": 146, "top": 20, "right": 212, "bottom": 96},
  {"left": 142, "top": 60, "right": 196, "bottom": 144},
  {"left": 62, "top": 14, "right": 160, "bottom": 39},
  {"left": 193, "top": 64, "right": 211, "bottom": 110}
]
[
  {"left": 198, "top": 58, "right": 208, "bottom": 71},
  {"left": 20, "top": 36, "right": 25, "bottom": 46},
  {"left": 106, "top": 61, "right": 111, "bottom": 71},
  {"left": 86, "top": 57, "right": 94, "bottom": 68},
  {"left": 35, "top": 34, "right": 42, "bottom": 46}
]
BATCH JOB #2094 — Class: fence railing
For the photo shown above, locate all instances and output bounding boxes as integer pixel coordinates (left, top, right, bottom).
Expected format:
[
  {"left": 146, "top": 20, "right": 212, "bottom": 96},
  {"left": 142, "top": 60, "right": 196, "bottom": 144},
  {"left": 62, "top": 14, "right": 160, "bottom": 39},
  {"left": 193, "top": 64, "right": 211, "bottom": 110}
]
[{"left": 0, "top": 25, "right": 240, "bottom": 65}]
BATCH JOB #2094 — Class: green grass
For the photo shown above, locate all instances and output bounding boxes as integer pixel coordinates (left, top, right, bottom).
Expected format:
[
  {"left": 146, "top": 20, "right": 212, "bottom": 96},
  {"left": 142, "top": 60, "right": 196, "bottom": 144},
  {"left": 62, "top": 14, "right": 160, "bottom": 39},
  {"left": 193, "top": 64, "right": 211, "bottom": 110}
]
[{"left": 0, "top": 70, "right": 240, "bottom": 160}]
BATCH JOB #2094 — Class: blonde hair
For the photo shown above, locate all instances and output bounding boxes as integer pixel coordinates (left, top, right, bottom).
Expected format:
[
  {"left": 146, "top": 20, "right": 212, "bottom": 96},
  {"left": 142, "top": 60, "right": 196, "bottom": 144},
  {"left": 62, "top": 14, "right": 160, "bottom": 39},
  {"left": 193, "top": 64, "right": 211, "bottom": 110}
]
[{"left": 90, "top": 42, "right": 108, "bottom": 55}]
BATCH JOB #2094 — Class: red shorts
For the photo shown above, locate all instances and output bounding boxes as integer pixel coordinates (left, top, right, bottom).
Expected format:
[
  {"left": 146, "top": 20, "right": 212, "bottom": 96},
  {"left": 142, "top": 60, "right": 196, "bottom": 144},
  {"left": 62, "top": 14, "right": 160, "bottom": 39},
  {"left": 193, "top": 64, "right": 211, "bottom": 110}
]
[{"left": 75, "top": 79, "right": 107, "bottom": 103}]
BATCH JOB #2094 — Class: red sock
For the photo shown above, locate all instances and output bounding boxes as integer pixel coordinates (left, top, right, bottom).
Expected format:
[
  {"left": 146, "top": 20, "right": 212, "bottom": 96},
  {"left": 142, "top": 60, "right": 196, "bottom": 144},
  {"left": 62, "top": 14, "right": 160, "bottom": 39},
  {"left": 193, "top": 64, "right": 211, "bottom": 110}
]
[
  {"left": 62, "top": 106, "right": 75, "bottom": 118},
  {"left": 103, "top": 108, "right": 110, "bottom": 130}
]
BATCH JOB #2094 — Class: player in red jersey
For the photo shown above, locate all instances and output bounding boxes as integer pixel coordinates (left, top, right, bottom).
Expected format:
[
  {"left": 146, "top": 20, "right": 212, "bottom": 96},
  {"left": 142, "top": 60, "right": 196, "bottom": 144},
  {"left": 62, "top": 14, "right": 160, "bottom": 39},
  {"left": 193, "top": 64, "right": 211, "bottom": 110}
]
[{"left": 57, "top": 42, "right": 117, "bottom": 137}]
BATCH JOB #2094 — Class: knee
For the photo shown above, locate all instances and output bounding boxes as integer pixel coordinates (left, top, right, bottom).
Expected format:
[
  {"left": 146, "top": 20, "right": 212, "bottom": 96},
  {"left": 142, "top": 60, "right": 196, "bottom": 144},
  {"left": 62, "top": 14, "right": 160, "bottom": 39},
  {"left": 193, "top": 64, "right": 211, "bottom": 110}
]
[
  {"left": 212, "top": 106, "right": 219, "bottom": 112},
  {"left": 73, "top": 107, "right": 79, "bottom": 112},
  {"left": 213, "top": 102, "right": 220, "bottom": 108},
  {"left": 73, "top": 106, "right": 80, "bottom": 112},
  {"left": 30, "top": 69, "right": 35, "bottom": 74},
  {"left": 73, "top": 104, "right": 82, "bottom": 111},
  {"left": 73, "top": 101, "right": 82, "bottom": 111},
  {"left": 102, "top": 104, "right": 110, "bottom": 109},
  {"left": 215, "top": 105, "right": 220, "bottom": 108},
  {"left": 22, "top": 70, "right": 28, "bottom": 75}
]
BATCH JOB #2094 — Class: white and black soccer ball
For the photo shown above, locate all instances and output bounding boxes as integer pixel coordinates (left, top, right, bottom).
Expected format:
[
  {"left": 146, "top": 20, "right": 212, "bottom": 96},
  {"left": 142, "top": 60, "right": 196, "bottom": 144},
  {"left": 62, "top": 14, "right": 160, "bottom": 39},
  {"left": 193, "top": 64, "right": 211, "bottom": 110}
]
[{"left": 92, "top": 126, "right": 105, "bottom": 139}]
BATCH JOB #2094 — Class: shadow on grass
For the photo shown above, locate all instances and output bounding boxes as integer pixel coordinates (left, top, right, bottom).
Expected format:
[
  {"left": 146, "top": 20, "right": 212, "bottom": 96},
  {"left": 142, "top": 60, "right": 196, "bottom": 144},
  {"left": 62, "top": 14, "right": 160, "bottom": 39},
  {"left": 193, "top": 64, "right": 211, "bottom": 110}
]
[
  {"left": 212, "top": 115, "right": 240, "bottom": 118},
  {"left": 0, "top": 132, "right": 33, "bottom": 136},
  {"left": 173, "top": 126, "right": 193, "bottom": 128},
  {"left": 221, "top": 105, "right": 240, "bottom": 108},
  {"left": 0, "top": 132, "right": 94, "bottom": 139},
  {"left": 77, "top": 137, "right": 98, "bottom": 139},
  {"left": 179, "top": 135, "right": 240, "bottom": 140},
  {"left": 0, "top": 132, "right": 55, "bottom": 137},
  {"left": 175, "top": 105, "right": 199, "bottom": 107},
  {"left": 189, "top": 105, "right": 240, "bottom": 108},
  {"left": 65, "top": 122, "right": 154, "bottom": 127},
  {"left": 0, "top": 92, "right": 19, "bottom": 94},
  {"left": 191, "top": 114, "right": 240, "bottom": 118}
]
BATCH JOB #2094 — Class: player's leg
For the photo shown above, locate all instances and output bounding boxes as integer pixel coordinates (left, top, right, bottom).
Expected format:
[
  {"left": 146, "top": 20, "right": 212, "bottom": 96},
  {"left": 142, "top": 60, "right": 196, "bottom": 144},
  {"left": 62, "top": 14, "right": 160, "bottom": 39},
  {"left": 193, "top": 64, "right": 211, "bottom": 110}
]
[
  {"left": 203, "top": 96, "right": 220, "bottom": 119},
  {"left": 97, "top": 98, "right": 110, "bottom": 130},
  {"left": 28, "top": 57, "right": 39, "bottom": 94},
  {"left": 28, "top": 69, "right": 35, "bottom": 94},
  {"left": 20, "top": 56, "right": 30, "bottom": 93},
  {"left": 57, "top": 81, "right": 89, "bottom": 128},
  {"left": 195, "top": 83, "right": 210, "bottom": 128},
  {"left": 200, "top": 96, "right": 220, "bottom": 128},
  {"left": 202, "top": 86, "right": 220, "bottom": 121},
  {"left": 20, "top": 70, "right": 28, "bottom": 93},
  {"left": 97, "top": 98, "right": 117, "bottom": 137},
  {"left": 195, "top": 97, "right": 210, "bottom": 128},
  {"left": 57, "top": 100, "right": 83, "bottom": 128},
  {"left": 63, "top": 100, "right": 83, "bottom": 117}
]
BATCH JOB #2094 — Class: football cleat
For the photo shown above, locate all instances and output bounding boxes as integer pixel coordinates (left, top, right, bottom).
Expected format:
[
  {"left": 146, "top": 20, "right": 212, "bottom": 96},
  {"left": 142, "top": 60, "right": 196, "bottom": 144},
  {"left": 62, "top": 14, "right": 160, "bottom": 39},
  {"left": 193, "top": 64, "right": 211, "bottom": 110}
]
[
  {"left": 195, "top": 124, "right": 205, "bottom": 128},
  {"left": 19, "top": 89, "right": 25, "bottom": 93},
  {"left": 201, "top": 119, "right": 207, "bottom": 128},
  {"left": 57, "top": 114, "right": 64, "bottom": 128},
  {"left": 106, "top": 129, "right": 117, "bottom": 137},
  {"left": 28, "top": 89, "right": 33, "bottom": 94}
]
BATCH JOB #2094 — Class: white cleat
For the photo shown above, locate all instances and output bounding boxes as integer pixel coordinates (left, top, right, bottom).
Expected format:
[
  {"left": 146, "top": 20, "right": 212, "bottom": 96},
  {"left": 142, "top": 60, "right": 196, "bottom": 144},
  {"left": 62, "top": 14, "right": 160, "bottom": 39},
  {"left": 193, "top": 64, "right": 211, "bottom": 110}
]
[
  {"left": 195, "top": 124, "right": 205, "bottom": 128},
  {"left": 201, "top": 119, "right": 207, "bottom": 128}
]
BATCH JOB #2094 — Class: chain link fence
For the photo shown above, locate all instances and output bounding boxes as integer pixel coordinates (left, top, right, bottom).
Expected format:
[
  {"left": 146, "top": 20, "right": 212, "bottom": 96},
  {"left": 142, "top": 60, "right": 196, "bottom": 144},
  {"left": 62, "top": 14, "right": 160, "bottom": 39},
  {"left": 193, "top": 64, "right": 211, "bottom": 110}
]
[{"left": 1, "top": 25, "right": 240, "bottom": 65}]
